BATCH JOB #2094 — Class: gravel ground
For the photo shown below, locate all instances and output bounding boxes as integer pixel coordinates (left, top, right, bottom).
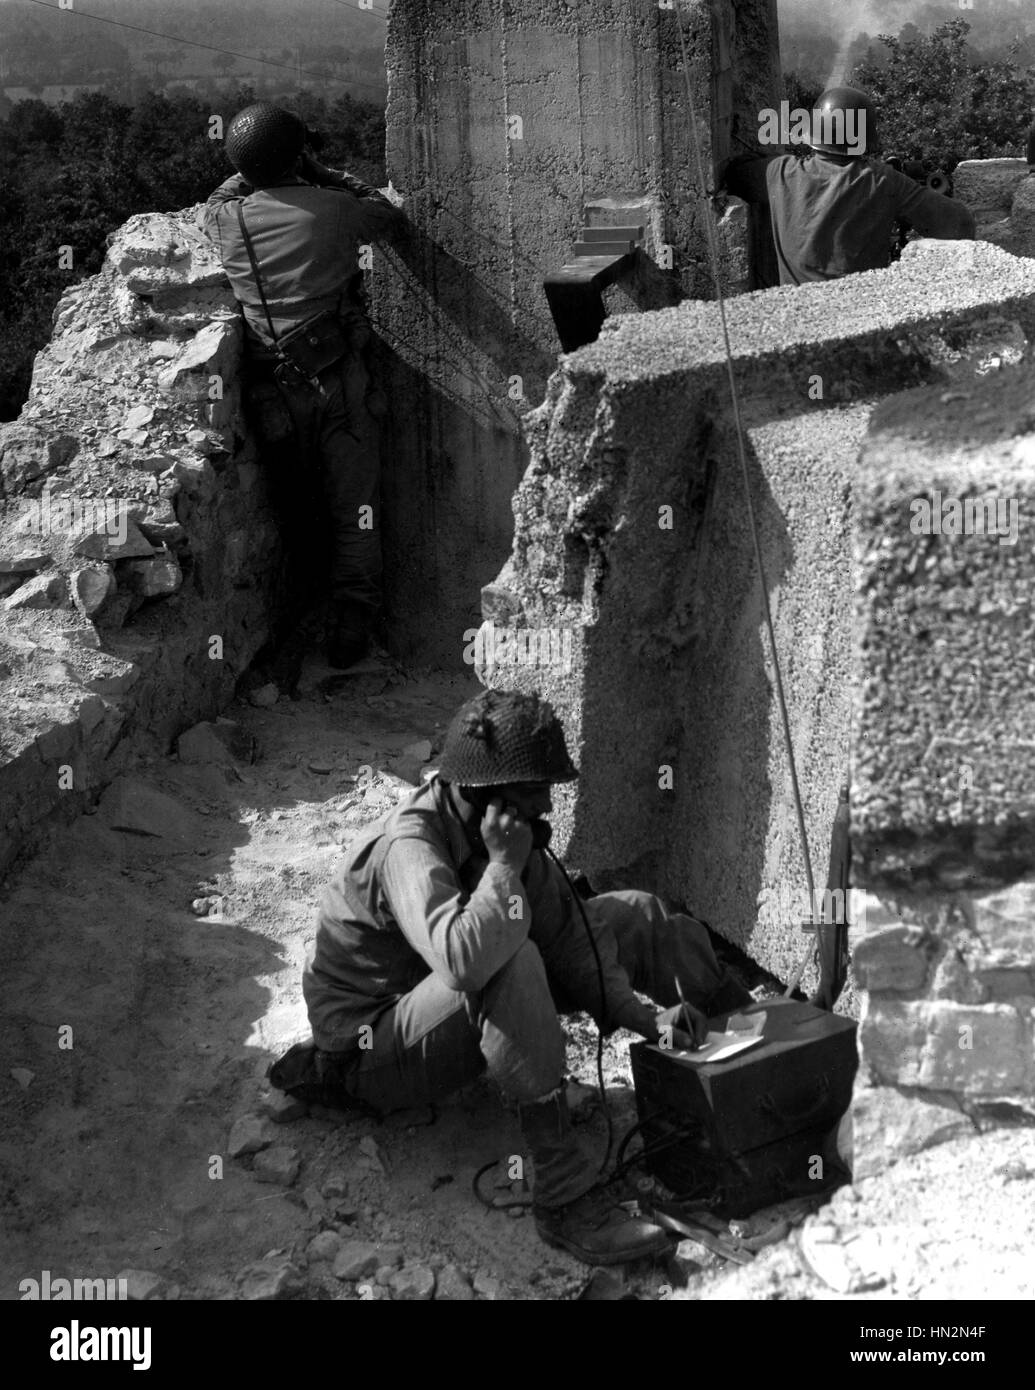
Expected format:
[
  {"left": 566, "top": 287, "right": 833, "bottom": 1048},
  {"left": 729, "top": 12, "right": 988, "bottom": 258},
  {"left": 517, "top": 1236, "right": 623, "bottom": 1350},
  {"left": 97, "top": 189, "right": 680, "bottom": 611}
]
[{"left": 1, "top": 655, "right": 1030, "bottom": 1302}]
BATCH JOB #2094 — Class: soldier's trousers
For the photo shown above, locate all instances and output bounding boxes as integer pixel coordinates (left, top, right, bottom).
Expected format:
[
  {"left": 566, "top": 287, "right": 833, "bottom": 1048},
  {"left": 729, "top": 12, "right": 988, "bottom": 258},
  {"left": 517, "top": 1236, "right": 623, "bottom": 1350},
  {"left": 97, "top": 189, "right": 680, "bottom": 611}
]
[{"left": 245, "top": 343, "right": 386, "bottom": 640}]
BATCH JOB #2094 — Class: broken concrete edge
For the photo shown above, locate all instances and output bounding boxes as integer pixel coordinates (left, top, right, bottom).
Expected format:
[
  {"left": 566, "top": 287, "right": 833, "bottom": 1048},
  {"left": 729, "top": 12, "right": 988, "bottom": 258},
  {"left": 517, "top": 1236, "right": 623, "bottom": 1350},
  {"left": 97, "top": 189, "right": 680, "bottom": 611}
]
[
  {"left": 850, "top": 357, "right": 1035, "bottom": 882},
  {"left": 563, "top": 240, "right": 1035, "bottom": 393},
  {"left": 0, "top": 207, "right": 281, "bottom": 884}
]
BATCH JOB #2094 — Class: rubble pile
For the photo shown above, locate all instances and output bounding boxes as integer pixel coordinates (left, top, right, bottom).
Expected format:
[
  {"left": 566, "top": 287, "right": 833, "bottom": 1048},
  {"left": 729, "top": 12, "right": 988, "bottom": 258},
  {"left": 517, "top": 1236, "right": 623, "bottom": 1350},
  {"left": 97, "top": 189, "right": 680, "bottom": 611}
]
[{"left": 0, "top": 209, "right": 279, "bottom": 877}]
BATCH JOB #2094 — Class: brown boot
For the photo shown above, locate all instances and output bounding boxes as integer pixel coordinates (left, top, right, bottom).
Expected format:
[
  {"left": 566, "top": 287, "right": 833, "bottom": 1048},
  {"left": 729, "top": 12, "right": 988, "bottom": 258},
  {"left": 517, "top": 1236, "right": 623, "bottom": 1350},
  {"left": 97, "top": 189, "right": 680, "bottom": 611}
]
[{"left": 519, "top": 1090, "right": 670, "bottom": 1267}]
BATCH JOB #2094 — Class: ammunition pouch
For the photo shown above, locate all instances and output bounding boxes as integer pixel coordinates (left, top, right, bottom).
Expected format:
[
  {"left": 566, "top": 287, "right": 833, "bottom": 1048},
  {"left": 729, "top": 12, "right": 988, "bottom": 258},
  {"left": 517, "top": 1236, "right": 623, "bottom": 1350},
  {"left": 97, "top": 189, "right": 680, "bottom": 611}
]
[{"left": 272, "top": 309, "right": 354, "bottom": 390}]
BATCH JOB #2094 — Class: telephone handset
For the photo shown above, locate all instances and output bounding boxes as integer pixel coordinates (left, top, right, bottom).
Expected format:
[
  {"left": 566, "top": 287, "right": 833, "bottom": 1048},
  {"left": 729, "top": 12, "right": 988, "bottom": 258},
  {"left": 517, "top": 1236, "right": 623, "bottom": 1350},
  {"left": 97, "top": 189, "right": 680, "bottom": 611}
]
[{"left": 466, "top": 789, "right": 552, "bottom": 850}]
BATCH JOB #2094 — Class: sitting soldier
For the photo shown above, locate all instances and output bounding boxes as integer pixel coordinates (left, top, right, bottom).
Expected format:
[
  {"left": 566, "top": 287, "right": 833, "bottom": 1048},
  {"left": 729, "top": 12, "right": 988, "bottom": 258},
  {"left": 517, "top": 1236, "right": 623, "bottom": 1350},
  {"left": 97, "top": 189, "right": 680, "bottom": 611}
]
[{"left": 271, "top": 687, "right": 752, "bottom": 1265}]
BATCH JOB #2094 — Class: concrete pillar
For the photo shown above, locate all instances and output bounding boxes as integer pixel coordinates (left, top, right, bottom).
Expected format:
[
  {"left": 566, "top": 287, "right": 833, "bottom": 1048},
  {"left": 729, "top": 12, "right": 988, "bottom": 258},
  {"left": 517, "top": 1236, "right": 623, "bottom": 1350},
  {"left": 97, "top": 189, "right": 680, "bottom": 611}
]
[{"left": 375, "top": 0, "right": 781, "bottom": 665}]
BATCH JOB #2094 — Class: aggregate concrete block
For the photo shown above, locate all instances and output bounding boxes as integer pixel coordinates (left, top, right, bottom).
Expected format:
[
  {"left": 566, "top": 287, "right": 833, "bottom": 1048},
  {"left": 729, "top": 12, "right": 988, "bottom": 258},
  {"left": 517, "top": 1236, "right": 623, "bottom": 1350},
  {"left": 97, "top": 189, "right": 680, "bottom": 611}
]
[
  {"left": 482, "top": 239, "right": 1035, "bottom": 988},
  {"left": 954, "top": 158, "right": 1029, "bottom": 223},
  {"left": 852, "top": 361, "right": 1035, "bottom": 892}
]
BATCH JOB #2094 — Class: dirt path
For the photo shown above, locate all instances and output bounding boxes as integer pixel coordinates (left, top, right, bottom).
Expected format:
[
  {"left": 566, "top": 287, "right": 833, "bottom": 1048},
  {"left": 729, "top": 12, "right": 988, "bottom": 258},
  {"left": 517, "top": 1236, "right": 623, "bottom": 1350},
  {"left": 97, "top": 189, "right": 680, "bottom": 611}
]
[{"left": 2, "top": 656, "right": 1032, "bottom": 1302}]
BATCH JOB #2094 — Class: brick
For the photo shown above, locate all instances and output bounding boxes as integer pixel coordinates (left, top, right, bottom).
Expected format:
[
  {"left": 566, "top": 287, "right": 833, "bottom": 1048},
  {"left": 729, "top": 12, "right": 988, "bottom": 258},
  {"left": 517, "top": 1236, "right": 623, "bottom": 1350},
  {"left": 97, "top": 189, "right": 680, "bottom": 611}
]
[
  {"left": 857, "top": 997, "right": 928, "bottom": 1086},
  {"left": 918, "top": 1002, "right": 1031, "bottom": 1093},
  {"left": 968, "top": 880, "right": 1035, "bottom": 969},
  {"left": 852, "top": 925, "right": 931, "bottom": 992}
]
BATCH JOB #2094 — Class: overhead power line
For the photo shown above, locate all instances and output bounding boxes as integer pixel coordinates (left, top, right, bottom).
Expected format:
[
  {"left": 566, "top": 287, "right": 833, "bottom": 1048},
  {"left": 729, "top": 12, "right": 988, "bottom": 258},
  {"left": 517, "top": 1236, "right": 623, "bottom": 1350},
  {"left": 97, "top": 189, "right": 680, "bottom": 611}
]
[{"left": 20, "top": 0, "right": 389, "bottom": 97}]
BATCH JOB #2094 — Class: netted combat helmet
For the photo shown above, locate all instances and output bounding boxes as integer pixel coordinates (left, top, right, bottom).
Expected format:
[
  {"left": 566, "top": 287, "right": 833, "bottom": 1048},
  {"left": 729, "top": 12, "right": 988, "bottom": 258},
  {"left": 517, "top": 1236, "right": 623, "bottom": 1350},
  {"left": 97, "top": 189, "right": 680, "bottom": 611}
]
[
  {"left": 437, "top": 689, "right": 579, "bottom": 787},
  {"left": 225, "top": 103, "right": 306, "bottom": 186},
  {"left": 809, "top": 85, "right": 875, "bottom": 156}
]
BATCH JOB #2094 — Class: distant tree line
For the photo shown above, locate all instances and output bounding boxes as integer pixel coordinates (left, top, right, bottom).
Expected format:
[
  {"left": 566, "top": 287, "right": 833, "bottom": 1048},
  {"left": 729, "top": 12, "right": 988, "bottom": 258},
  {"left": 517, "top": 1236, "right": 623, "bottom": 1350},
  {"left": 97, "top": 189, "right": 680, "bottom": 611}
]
[
  {"left": 0, "top": 84, "right": 386, "bottom": 421},
  {"left": 783, "top": 18, "right": 1034, "bottom": 171}
]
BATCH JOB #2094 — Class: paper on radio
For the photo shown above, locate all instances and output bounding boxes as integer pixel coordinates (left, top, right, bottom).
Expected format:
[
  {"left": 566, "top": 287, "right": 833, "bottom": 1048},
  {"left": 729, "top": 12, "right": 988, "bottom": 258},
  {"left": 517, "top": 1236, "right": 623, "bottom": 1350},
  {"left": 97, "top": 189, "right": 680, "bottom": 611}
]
[
  {"left": 673, "top": 1032, "right": 763, "bottom": 1064},
  {"left": 653, "top": 1011, "right": 767, "bottom": 1064}
]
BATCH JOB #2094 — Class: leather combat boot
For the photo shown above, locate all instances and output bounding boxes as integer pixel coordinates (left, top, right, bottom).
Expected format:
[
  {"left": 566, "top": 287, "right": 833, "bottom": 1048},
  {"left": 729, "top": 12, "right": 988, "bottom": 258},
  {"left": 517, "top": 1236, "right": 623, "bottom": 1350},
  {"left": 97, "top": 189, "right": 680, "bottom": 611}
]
[{"left": 520, "top": 1089, "right": 670, "bottom": 1266}]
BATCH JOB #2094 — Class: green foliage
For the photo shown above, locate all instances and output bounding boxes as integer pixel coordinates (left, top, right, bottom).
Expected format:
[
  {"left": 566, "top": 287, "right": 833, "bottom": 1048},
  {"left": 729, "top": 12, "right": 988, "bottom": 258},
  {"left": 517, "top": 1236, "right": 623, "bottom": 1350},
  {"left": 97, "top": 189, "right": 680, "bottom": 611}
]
[
  {"left": 0, "top": 84, "right": 386, "bottom": 421},
  {"left": 851, "top": 18, "right": 1035, "bottom": 170}
]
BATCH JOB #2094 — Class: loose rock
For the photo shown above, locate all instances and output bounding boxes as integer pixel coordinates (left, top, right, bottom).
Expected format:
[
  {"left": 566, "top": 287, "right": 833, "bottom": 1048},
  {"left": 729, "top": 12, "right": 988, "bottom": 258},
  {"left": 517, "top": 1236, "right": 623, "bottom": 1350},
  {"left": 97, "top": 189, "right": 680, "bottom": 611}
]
[
  {"left": 252, "top": 1144, "right": 301, "bottom": 1186},
  {"left": 227, "top": 1114, "right": 273, "bottom": 1159},
  {"left": 391, "top": 1264, "right": 435, "bottom": 1301},
  {"left": 435, "top": 1264, "right": 474, "bottom": 1301},
  {"left": 116, "top": 1269, "right": 166, "bottom": 1301},
  {"left": 237, "top": 1256, "right": 305, "bottom": 1301}
]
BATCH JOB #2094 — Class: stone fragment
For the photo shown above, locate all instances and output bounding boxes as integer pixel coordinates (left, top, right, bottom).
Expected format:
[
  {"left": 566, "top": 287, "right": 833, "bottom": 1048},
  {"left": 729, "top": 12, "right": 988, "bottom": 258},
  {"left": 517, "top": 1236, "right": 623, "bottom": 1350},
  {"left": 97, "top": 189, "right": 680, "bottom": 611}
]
[
  {"left": 10, "top": 1068, "right": 34, "bottom": 1089},
  {"left": 968, "top": 879, "right": 1035, "bottom": 969},
  {"left": 249, "top": 683, "right": 280, "bottom": 708},
  {"left": 306, "top": 1231, "right": 342, "bottom": 1264},
  {"left": 167, "top": 458, "right": 214, "bottom": 495},
  {"left": 74, "top": 518, "right": 154, "bottom": 561},
  {"left": 332, "top": 1241, "right": 380, "bottom": 1282},
  {"left": 96, "top": 776, "right": 199, "bottom": 844},
  {"left": 390, "top": 1264, "right": 435, "bottom": 1301},
  {"left": 177, "top": 718, "right": 255, "bottom": 766},
  {"left": 71, "top": 565, "right": 115, "bottom": 618},
  {"left": 472, "top": 1270, "right": 504, "bottom": 1300},
  {"left": 852, "top": 925, "right": 931, "bottom": 992},
  {"left": 302, "top": 1185, "right": 326, "bottom": 1215},
  {"left": 77, "top": 695, "right": 107, "bottom": 735},
  {"left": 4, "top": 572, "right": 65, "bottom": 610},
  {"left": 0, "top": 552, "right": 52, "bottom": 573},
  {"left": 237, "top": 1256, "right": 305, "bottom": 1301},
  {"left": 263, "top": 1091, "right": 308, "bottom": 1124},
  {"left": 86, "top": 664, "right": 139, "bottom": 698},
  {"left": 116, "top": 1269, "right": 166, "bottom": 1301},
  {"left": 124, "top": 405, "right": 155, "bottom": 430},
  {"left": 227, "top": 1115, "right": 273, "bottom": 1158},
  {"left": 919, "top": 1001, "right": 1031, "bottom": 1093},
  {"left": 800, "top": 1222, "right": 894, "bottom": 1295},
  {"left": 321, "top": 1176, "right": 349, "bottom": 1200},
  {"left": 671, "top": 1237, "right": 723, "bottom": 1277},
  {"left": 0, "top": 424, "right": 77, "bottom": 492},
  {"left": 434, "top": 1264, "right": 474, "bottom": 1300},
  {"left": 252, "top": 1144, "right": 301, "bottom": 1186},
  {"left": 120, "top": 552, "right": 182, "bottom": 598},
  {"left": 137, "top": 454, "right": 176, "bottom": 476}
]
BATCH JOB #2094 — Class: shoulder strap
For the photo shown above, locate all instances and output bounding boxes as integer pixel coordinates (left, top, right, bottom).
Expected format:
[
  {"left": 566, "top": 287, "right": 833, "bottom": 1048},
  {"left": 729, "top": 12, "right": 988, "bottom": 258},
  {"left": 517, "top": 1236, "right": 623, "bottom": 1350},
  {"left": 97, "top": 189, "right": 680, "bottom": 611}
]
[{"left": 235, "top": 201, "right": 279, "bottom": 346}]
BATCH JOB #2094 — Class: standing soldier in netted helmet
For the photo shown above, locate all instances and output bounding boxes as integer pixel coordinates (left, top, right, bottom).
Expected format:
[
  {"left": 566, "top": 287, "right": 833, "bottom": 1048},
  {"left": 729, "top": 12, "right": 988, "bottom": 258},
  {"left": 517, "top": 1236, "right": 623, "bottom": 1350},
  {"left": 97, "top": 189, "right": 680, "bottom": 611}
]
[
  {"left": 270, "top": 688, "right": 753, "bottom": 1266},
  {"left": 721, "top": 85, "right": 975, "bottom": 284},
  {"left": 203, "top": 103, "right": 406, "bottom": 688}
]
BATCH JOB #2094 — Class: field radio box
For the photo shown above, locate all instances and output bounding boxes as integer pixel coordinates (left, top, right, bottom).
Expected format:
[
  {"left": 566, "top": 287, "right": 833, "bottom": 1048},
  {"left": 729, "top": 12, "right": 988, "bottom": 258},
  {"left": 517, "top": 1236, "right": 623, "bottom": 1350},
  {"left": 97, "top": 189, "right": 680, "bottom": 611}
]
[{"left": 629, "top": 999, "right": 857, "bottom": 1216}]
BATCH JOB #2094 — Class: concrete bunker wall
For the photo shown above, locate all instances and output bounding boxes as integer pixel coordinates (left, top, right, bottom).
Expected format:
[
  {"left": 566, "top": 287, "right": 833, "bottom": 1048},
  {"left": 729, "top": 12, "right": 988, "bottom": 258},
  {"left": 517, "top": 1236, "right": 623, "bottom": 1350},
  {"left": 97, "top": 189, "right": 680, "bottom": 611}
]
[
  {"left": 479, "top": 239, "right": 1035, "bottom": 1028},
  {"left": 376, "top": 0, "right": 780, "bottom": 666}
]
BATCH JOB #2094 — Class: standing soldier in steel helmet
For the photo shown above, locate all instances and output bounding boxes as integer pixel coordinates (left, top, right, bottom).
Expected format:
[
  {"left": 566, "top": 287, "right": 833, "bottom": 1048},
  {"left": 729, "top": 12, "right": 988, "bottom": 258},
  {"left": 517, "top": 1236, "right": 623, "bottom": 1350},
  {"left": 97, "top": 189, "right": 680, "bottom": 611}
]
[
  {"left": 721, "top": 85, "right": 975, "bottom": 285},
  {"left": 203, "top": 103, "right": 406, "bottom": 690},
  {"left": 270, "top": 687, "right": 754, "bottom": 1266}
]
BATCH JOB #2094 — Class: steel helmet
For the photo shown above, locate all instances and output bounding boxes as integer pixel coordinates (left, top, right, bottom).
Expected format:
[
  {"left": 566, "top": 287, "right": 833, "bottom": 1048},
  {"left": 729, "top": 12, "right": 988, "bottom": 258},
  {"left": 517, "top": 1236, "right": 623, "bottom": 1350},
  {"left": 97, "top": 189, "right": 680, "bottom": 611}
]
[
  {"left": 810, "top": 86, "right": 875, "bottom": 156},
  {"left": 225, "top": 103, "right": 306, "bottom": 186},
  {"left": 437, "top": 689, "right": 579, "bottom": 787}
]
